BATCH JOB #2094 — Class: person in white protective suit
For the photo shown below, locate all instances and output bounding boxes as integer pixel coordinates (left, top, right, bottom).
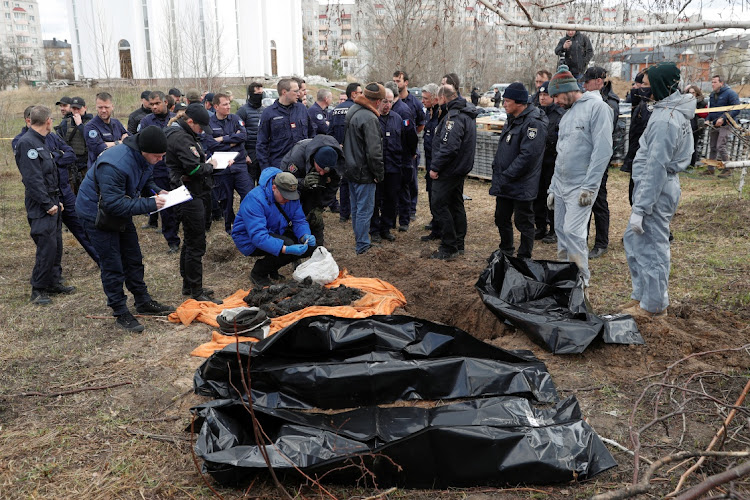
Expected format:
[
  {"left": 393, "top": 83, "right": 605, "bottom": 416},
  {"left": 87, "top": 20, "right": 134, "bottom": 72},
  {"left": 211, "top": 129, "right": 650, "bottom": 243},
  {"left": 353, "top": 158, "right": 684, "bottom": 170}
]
[
  {"left": 622, "top": 62, "right": 694, "bottom": 318},
  {"left": 546, "top": 65, "right": 613, "bottom": 287}
]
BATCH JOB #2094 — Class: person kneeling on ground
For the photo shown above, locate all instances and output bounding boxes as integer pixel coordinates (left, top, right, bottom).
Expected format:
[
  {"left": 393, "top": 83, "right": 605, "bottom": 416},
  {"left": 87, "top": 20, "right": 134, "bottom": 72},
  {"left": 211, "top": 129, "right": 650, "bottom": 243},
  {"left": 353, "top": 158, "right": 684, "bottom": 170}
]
[{"left": 231, "top": 168, "right": 316, "bottom": 288}]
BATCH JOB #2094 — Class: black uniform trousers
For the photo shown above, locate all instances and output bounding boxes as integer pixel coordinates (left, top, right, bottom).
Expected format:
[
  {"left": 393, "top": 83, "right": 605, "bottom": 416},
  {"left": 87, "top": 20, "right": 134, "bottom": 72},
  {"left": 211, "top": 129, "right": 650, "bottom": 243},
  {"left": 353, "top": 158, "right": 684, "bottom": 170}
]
[
  {"left": 398, "top": 167, "right": 412, "bottom": 227},
  {"left": 153, "top": 174, "right": 181, "bottom": 248},
  {"left": 250, "top": 228, "right": 314, "bottom": 277},
  {"left": 430, "top": 175, "right": 467, "bottom": 254},
  {"left": 28, "top": 212, "right": 63, "bottom": 290},
  {"left": 371, "top": 171, "right": 401, "bottom": 235},
  {"left": 178, "top": 192, "right": 211, "bottom": 295},
  {"left": 58, "top": 167, "right": 99, "bottom": 264},
  {"left": 424, "top": 169, "right": 441, "bottom": 235},
  {"left": 338, "top": 178, "right": 351, "bottom": 220},
  {"left": 495, "top": 197, "right": 535, "bottom": 259},
  {"left": 534, "top": 161, "right": 556, "bottom": 235},
  {"left": 82, "top": 218, "right": 152, "bottom": 316},
  {"left": 588, "top": 169, "right": 609, "bottom": 250}
]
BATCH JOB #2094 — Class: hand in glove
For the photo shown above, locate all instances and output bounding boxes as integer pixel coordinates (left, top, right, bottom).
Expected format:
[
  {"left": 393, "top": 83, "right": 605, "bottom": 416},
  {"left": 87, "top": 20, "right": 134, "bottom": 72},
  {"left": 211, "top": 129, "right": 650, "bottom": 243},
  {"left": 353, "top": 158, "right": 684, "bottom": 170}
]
[
  {"left": 628, "top": 213, "right": 644, "bottom": 235},
  {"left": 285, "top": 243, "right": 308, "bottom": 256},
  {"left": 578, "top": 189, "right": 594, "bottom": 207},
  {"left": 547, "top": 193, "right": 555, "bottom": 211},
  {"left": 301, "top": 234, "right": 317, "bottom": 247},
  {"left": 303, "top": 171, "right": 321, "bottom": 189}
]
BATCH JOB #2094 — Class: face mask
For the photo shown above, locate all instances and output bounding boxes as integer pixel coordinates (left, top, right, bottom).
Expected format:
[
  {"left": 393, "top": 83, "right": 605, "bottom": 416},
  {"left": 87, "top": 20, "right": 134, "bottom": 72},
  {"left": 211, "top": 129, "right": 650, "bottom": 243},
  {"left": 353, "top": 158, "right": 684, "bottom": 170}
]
[{"left": 249, "top": 93, "right": 263, "bottom": 108}]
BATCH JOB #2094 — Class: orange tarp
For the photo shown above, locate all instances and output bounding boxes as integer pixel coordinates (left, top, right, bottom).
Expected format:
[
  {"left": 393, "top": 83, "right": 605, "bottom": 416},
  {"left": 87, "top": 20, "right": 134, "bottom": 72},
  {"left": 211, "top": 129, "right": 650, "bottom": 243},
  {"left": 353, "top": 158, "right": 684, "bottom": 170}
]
[{"left": 167, "top": 270, "right": 407, "bottom": 358}]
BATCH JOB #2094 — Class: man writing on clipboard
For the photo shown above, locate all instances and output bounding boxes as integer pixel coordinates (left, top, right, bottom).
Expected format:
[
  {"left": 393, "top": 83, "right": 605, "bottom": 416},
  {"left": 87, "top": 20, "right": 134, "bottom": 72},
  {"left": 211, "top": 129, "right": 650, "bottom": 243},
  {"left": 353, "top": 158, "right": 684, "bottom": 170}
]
[{"left": 165, "top": 103, "right": 223, "bottom": 304}]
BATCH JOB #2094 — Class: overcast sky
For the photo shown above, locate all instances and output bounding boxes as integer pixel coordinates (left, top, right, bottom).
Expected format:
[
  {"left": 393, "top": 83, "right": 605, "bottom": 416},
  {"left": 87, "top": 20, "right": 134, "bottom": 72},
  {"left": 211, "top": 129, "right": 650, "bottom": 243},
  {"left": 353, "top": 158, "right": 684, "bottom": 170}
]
[{"left": 37, "top": 0, "right": 743, "bottom": 43}]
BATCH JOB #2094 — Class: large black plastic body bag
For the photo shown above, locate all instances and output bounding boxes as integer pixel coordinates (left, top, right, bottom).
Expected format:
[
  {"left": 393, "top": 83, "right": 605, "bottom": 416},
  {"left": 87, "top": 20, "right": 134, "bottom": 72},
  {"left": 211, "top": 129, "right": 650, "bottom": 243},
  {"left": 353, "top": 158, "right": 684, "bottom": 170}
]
[
  {"left": 476, "top": 251, "right": 643, "bottom": 354},
  {"left": 191, "top": 395, "right": 617, "bottom": 488},
  {"left": 193, "top": 315, "right": 559, "bottom": 407}
]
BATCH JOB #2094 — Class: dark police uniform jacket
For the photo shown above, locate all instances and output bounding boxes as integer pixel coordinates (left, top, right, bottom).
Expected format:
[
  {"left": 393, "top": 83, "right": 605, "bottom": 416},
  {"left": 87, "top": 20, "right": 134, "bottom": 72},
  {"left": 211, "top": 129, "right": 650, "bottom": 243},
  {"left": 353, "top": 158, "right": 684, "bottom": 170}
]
[
  {"left": 127, "top": 105, "right": 151, "bottom": 135},
  {"left": 328, "top": 99, "right": 355, "bottom": 145},
  {"left": 13, "top": 127, "right": 77, "bottom": 191},
  {"left": 236, "top": 103, "right": 262, "bottom": 162},
  {"left": 308, "top": 102, "right": 330, "bottom": 135},
  {"left": 379, "top": 110, "right": 407, "bottom": 174},
  {"left": 15, "top": 128, "right": 60, "bottom": 219},
  {"left": 60, "top": 112, "right": 93, "bottom": 165},
  {"left": 84, "top": 115, "right": 128, "bottom": 168},
  {"left": 256, "top": 100, "right": 314, "bottom": 170},
  {"left": 541, "top": 103, "right": 566, "bottom": 170},
  {"left": 490, "top": 105, "right": 548, "bottom": 200},
  {"left": 165, "top": 121, "right": 214, "bottom": 196},
  {"left": 202, "top": 112, "right": 248, "bottom": 174},
  {"left": 138, "top": 111, "right": 176, "bottom": 177},
  {"left": 423, "top": 104, "right": 440, "bottom": 169},
  {"left": 430, "top": 97, "right": 479, "bottom": 178}
]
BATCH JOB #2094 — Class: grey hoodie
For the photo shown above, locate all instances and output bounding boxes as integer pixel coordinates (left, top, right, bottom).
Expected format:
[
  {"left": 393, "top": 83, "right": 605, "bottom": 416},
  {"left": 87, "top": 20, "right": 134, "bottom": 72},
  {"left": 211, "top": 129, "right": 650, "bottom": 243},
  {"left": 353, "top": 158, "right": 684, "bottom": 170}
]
[
  {"left": 631, "top": 91, "right": 695, "bottom": 216},
  {"left": 549, "top": 91, "right": 613, "bottom": 197}
]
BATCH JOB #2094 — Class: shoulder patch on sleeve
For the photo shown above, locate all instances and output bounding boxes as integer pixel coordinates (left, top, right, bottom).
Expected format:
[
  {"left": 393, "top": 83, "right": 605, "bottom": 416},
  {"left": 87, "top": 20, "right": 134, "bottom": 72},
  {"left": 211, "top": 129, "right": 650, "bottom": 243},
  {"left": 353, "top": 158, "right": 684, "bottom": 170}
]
[
  {"left": 288, "top": 164, "right": 298, "bottom": 173},
  {"left": 527, "top": 127, "right": 538, "bottom": 139},
  {"left": 88, "top": 129, "right": 98, "bottom": 138},
  {"left": 190, "top": 146, "right": 199, "bottom": 157},
  {"left": 27, "top": 149, "right": 38, "bottom": 159},
  {"left": 316, "top": 113, "right": 324, "bottom": 120},
  {"left": 239, "top": 120, "right": 245, "bottom": 126},
  {"left": 446, "top": 120, "right": 454, "bottom": 131}
]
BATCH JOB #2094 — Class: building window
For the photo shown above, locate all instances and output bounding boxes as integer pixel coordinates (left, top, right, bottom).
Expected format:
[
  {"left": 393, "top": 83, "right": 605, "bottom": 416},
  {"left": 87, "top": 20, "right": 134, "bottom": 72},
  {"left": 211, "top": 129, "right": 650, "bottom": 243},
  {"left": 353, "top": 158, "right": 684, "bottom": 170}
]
[
  {"left": 29, "top": 15, "right": 34, "bottom": 20},
  {"left": 2, "top": 1, "right": 9, "bottom": 6}
]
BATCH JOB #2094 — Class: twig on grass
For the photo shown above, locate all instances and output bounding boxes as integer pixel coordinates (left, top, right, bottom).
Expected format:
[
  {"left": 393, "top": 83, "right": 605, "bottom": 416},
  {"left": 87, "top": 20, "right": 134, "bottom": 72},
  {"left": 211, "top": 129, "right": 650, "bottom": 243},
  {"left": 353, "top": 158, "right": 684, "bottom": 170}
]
[
  {"left": 121, "top": 426, "right": 189, "bottom": 445},
  {"left": 361, "top": 487, "right": 397, "bottom": 499},
  {"left": 601, "top": 437, "right": 653, "bottom": 465},
  {"left": 131, "top": 415, "right": 180, "bottom": 423},
  {"left": 672, "top": 458, "right": 750, "bottom": 500},
  {"left": 6, "top": 381, "right": 132, "bottom": 398}
]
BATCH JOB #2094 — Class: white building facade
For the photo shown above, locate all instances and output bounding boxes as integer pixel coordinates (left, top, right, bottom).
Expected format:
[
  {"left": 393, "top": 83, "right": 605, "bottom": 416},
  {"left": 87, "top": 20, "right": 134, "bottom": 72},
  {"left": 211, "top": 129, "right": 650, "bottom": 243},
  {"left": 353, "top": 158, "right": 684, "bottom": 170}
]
[{"left": 66, "top": 0, "right": 304, "bottom": 80}]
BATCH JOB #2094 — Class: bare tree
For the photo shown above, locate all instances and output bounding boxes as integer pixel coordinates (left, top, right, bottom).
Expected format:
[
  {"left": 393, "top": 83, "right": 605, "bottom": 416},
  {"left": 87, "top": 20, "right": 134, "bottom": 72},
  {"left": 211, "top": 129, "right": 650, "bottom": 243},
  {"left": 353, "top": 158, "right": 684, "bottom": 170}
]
[
  {"left": 83, "top": 8, "right": 116, "bottom": 81},
  {"left": 175, "top": 2, "right": 230, "bottom": 91}
]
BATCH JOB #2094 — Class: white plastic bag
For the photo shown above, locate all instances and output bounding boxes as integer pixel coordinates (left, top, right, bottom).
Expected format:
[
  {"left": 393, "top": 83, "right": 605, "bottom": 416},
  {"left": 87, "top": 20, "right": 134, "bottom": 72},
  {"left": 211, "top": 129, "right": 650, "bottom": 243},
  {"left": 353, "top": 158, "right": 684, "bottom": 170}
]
[{"left": 292, "top": 247, "right": 339, "bottom": 285}]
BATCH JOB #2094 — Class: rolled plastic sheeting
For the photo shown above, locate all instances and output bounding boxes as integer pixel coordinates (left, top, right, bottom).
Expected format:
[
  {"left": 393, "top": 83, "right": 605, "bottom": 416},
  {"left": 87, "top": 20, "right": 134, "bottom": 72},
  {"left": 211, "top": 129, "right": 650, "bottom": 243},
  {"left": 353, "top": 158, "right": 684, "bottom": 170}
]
[{"left": 476, "top": 251, "right": 643, "bottom": 354}]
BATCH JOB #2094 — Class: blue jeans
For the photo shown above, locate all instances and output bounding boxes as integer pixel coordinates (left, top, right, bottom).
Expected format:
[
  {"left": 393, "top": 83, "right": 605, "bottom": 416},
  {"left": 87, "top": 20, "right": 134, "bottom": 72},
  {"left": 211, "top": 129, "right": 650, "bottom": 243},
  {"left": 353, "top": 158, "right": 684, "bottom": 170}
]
[{"left": 348, "top": 181, "right": 376, "bottom": 254}]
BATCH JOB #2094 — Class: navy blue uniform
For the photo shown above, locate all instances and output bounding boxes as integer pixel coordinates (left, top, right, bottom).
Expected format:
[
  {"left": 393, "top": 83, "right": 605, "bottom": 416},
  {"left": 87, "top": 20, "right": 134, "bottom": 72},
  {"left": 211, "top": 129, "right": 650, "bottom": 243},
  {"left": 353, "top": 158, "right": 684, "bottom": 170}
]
[
  {"left": 138, "top": 112, "right": 180, "bottom": 248},
  {"left": 76, "top": 137, "right": 161, "bottom": 317},
  {"left": 370, "top": 110, "right": 408, "bottom": 236},
  {"left": 490, "top": 105, "right": 548, "bottom": 259},
  {"left": 84, "top": 115, "right": 128, "bottom": 168},
  {"left": 403, "top": 92, "right": 426, "bottom": 214},
  {"left": 535, "top": 103, "right": 566, "bottom": 236},
  {"left": 15, "top": 128, "right": 63, "bottom": 291},
  {"left": 202, "top": 112, "right": 252, "bottom": 233},
  {"left": 391, "top": 98, "right": 418, "bottom": 228},
  {"left": 308, "top": 102, "right": 330, "bottom": 135},
  {"left": 256, "top": 100, "right": 314, "bottom": 171},
  {"left": 328, "top": 99, "right": 356, "bottom": 221},
  {"left": 422, "top": 104, "right": 442, "bottom": 235},
  {"left": 236, "top": 103, "right": 262, "bottom": 184}
]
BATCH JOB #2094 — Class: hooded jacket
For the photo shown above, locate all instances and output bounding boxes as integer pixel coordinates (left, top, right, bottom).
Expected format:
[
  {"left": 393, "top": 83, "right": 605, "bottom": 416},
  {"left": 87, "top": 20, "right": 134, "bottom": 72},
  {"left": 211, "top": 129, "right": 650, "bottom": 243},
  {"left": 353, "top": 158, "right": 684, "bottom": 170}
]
[
  {"left": 231, "top": 167, "right": 311, "bottom": 256},
  {"left": 280, "top": 134, "right": 343, "bottom": 213},
  {"left": 430, "top": 97, "right": 479, "bottom": 178},
  {"left": 75, "top": 134, "right": 160, "bottom": 222},
  {"left": 549, "top": 91, "right": 613, "bottom": 197},
  {"left": 631, "top": 91, "right": 694, "bottom": 217},
  {"left": 490, "top": 105, "right": 548, "bottom": 200},
  {"left": 165, "top": 120, "right": 214, "bottom": 195},
  {"left": 342, "top": 96, "right": 384, "bottom": 184},
  {"left": 708, "top": 84, "right": 740, "bottom": 123}
]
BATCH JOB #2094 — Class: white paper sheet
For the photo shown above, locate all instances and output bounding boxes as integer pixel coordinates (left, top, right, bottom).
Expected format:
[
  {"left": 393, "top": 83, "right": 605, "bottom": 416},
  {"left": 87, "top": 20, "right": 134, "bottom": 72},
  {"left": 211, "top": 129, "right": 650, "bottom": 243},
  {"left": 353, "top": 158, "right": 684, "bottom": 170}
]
[
  {"left": 210, "top": 151, "right": 240, "bottom": 170},
  {"left": 150, "top": 185, "right": 193, "bottom": 213}
]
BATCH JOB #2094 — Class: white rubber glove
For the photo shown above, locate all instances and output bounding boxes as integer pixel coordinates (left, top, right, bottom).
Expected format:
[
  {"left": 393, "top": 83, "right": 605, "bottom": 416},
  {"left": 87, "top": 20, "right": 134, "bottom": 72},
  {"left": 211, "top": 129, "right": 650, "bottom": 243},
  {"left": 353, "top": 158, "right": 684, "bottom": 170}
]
[
  {"left": 629, "top": 213, "right": 644, "bottom": 235},
  {"left": 547, "top": 193, "right": 555, "bottom": 211},
  {"left": 578, "top": 189, "right": 594, "bottom": 207}
]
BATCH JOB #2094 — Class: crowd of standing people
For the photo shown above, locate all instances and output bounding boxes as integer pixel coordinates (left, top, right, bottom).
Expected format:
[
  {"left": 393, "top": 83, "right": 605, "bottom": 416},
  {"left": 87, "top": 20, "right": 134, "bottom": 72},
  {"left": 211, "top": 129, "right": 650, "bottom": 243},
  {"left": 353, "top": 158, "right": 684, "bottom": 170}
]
[{"left": 15, "top": 39, "right": 738, "bottom": 329}]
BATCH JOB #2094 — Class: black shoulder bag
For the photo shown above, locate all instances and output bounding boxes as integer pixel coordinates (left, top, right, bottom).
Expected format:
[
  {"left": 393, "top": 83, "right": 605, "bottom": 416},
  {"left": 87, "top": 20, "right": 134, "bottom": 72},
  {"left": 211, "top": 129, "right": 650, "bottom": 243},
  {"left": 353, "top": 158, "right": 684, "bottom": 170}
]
[{"left": 93, "top": 163, "right": 128, "bottom": 232}]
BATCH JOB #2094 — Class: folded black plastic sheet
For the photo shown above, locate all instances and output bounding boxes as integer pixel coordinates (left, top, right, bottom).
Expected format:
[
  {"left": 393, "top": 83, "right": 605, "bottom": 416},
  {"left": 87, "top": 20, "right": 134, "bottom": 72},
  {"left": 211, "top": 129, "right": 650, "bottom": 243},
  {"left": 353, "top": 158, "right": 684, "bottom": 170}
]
[
  {"left": 193, "top": 315, "right": 559, "bottom": 407},
  {"left": 476, "top": 251, "right": 643, "bottom": 354},
  {"left": 191, "top": 396, "right": 617, "bottom": 488}
]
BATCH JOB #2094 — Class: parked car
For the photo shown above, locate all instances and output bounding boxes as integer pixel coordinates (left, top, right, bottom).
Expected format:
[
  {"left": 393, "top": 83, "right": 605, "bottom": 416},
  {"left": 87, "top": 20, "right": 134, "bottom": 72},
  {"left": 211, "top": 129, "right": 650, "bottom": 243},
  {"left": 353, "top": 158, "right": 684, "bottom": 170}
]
[
  {"left": 408, "top": 87, "right": 422, "bottom": 99},
  {"left": 261, "top": 88, "right": 279, "bottom": 108}
]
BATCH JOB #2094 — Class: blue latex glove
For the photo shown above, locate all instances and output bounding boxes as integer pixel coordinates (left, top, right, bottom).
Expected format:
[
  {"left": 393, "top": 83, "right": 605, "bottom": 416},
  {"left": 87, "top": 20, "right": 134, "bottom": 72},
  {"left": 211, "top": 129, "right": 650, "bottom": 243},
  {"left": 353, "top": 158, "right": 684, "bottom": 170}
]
[
  {"left": 285, "top": 243, "right": 308, "bottom": 256},
  {"left": 301, "top": 234, "right": 317, "bottom": 247}
]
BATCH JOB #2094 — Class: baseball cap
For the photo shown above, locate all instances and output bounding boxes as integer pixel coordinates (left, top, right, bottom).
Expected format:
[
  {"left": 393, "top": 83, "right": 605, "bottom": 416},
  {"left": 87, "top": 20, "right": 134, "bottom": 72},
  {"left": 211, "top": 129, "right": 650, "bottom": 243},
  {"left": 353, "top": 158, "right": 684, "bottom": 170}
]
[
  {"left": 273, "top": 172, "right": 300, "bottom": 201},
  {"left": 55, "top": 96, "right": 72, "bottom": 106},
  {"left": 186, "top": 89, "right": 201, "bottom": 102},
  {"left": 168, "top": 87, "right": 183, "bottom": 97},
  {"left": 140, "top": 90, "right": 152, "bottom": 100},
  {"left": 174, "top": 102, "right": 187, "bottom": 112},
  {"left": 203, "top": 92, "right": 215, "bottom": 104},
  {"left": 70, "top": 96, "right": 86, "bottom": 108},
  {"left": 184, "top": 103, "right": 212, "bottom": 134},
  {"left": 583, "top": 67, "right": 607, "bottom": 82}
]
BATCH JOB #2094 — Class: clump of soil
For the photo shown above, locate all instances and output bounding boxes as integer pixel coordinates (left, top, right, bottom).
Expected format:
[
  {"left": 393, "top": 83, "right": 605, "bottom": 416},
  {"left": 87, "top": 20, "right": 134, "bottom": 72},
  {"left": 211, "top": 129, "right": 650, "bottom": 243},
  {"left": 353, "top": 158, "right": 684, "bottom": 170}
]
[{"left": 243, "top": 276, "right": 363, "bottom": 317}]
